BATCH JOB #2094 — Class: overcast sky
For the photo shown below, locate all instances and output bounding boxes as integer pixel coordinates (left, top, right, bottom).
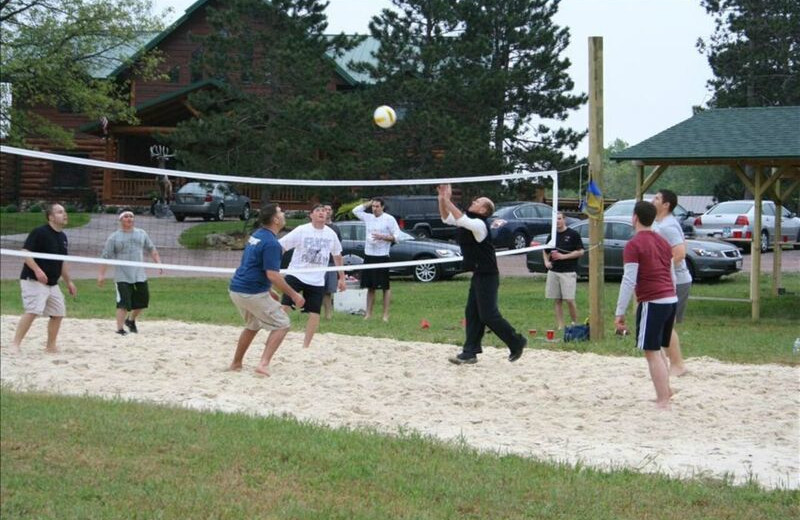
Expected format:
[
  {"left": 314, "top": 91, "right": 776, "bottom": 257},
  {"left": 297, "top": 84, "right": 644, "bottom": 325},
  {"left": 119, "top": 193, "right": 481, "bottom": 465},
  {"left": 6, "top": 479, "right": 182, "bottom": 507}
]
[{"left": 154, "top": 0, "right": 716, "bottom": 157}]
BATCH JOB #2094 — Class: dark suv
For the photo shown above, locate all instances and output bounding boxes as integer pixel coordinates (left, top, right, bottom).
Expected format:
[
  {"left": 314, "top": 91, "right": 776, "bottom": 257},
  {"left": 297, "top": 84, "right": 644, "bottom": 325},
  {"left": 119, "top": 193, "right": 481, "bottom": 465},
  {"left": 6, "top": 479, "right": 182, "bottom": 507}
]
[{"left": 379, "top": 195, "right": 456, "bottom": 240}]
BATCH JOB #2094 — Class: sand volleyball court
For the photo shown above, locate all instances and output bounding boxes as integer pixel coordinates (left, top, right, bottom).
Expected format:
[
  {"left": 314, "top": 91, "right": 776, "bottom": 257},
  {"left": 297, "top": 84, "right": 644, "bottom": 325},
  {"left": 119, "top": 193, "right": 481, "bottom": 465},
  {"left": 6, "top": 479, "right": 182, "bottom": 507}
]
[{"left": 1, "top": 315, "right": 797, "bottom": 489}]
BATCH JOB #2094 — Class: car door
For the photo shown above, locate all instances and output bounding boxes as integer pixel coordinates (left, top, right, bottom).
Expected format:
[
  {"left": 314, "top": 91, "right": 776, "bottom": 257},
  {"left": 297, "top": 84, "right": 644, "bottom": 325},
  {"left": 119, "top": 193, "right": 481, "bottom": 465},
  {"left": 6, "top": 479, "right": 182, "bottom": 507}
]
[
  {"left": 760, "top": 202, "right": 775, "bottom": 237},
  {"left": 606, "top": 222, "right": 634, "bottom": 277},
  {"left": 522, "top": 204, "right": 550, "bottom": 236}
]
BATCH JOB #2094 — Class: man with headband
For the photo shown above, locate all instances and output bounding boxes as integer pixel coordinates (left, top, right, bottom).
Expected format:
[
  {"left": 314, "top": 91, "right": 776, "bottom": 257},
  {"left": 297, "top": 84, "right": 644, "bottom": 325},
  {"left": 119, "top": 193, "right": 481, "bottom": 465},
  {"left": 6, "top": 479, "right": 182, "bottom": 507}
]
[{"left": 98, "top": 209, "right": 162, "bottom": 335}]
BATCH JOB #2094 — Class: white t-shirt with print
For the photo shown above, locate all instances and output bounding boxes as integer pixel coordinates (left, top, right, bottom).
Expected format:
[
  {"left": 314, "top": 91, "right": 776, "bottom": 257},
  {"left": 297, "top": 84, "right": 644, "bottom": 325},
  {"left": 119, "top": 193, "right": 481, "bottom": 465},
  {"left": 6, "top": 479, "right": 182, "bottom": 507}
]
[
  {"left": 279, "top": 223, "right": 342, "bottom": 286},
  {"left": 353, "top": 205, "right": 400, "bottom": 256}
]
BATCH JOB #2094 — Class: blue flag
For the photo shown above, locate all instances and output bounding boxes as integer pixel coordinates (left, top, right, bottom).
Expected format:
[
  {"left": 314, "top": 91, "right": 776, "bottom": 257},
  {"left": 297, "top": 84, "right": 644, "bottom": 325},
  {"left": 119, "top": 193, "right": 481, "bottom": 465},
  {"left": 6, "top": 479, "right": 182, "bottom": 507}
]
[{"left": 583, "top": 180, "right": 603, "bottom": 218}]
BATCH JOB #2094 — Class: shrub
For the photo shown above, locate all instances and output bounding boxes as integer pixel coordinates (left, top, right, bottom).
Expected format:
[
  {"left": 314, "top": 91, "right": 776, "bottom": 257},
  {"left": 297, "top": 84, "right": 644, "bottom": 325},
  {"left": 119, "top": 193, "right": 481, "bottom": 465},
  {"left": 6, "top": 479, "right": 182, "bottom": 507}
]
[
  {"left": 2, "top": 204, "right": 19, "bottom": 213},
  {"left": 27, "top": 203, "right": 43, "bottom": 213},
  {"left": 105, "top": 205, "right": 119, "bottom": 214}
]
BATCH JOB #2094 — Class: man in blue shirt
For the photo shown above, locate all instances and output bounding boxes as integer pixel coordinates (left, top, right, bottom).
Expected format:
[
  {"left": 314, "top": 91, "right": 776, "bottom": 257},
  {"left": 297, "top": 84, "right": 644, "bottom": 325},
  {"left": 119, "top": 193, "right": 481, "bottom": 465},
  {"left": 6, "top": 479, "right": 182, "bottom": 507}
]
[{"left": 229, "top": 203, "right": 304, "bottom": 376}]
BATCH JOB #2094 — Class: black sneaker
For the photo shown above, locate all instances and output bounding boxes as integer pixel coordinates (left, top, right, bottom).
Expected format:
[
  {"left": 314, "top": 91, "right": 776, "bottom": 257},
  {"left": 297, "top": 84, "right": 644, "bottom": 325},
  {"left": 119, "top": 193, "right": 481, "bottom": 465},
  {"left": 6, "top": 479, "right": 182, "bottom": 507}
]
[
  {"left": 508, "top": 337, "right": 526, "bottom": 362},
  {"left": 449, "top": 353, "right": 478, "bottom": 365},
  {"left": 116, "top": 329, "right": 128, "bottom": 336},
  {"left": 125, "top": 319, "right": 138, "bottom": 333}
]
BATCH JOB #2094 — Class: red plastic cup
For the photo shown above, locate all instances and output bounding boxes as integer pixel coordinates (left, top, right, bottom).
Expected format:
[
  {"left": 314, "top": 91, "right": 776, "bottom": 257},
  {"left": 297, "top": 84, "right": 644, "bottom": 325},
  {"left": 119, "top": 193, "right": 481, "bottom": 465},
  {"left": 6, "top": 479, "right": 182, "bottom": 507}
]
[
  {"left": 546, "top": 329, "right": 555, "bottom": 341},
  {"left": 528, "top": 329, "right": 537, "bottom": 337}
]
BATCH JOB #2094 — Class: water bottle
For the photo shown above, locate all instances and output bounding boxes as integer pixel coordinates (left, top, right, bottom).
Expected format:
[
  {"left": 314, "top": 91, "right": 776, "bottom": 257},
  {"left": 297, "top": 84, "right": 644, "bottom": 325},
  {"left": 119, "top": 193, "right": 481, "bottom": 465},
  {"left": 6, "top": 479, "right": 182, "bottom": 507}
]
[{"left": 794, "top": 338, "right": 800, "bottom": 355}]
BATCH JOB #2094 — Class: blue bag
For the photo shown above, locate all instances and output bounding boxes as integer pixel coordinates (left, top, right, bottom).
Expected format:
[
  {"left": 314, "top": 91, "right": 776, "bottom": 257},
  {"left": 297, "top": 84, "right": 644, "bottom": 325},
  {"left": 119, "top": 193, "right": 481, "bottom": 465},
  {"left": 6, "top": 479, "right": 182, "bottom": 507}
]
[{"left": 564, "top": 324, "right": 590, "bottom": 342}]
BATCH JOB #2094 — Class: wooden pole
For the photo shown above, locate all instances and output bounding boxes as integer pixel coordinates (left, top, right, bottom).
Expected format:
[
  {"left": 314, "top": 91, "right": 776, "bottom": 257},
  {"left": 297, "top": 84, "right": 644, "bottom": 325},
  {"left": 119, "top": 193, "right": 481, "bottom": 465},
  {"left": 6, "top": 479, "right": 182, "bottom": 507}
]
[
  {"left": 750, "top": 167, "right": 762, "bottom": 321},
  {"left": 588, "top": 37, "right": 604, "bottom": 340},
  {"left": 773, "top": 177, "right": 782, "bottom": 296}
]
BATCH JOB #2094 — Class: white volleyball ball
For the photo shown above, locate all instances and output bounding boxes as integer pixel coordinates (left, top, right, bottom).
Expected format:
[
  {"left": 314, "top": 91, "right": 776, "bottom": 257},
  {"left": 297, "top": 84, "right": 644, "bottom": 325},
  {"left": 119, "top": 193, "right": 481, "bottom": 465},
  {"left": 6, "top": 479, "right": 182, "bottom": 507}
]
[{"left": 373, "top": 105, "right": 397, "bottom": 129}]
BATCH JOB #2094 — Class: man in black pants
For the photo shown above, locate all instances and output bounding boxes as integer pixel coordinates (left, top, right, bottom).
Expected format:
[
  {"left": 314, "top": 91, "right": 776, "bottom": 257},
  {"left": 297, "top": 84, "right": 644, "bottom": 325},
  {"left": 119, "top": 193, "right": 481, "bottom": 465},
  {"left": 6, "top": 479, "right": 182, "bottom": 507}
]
[{"left": 437, "top": 184, "right": 526, "bottom": 364}]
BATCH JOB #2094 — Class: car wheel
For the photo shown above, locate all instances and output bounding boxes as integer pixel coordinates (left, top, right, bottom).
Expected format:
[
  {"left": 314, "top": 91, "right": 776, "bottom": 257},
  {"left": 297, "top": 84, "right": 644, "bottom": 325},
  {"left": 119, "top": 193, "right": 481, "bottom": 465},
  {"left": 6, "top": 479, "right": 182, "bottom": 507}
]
[
  {"left": 760, "top": 230, "right": 769, "bottom": 253},
  {"left": 174, "top": 214, "right": 185, "bottom": 222},
  {"left": 240, "top": 204, "right": 251, "bottom": 221},
  {"left": 203, "top": 216, "right": 211, "bottom": 221},
  {"left": 512, "top": 231, "right": 528, "bottom": 249},
  {"left": 215, "top": 205, "right": 225, "bottom": 221},
  {"left": 413, "top": 260, "right": 440, "bottom": 283}
]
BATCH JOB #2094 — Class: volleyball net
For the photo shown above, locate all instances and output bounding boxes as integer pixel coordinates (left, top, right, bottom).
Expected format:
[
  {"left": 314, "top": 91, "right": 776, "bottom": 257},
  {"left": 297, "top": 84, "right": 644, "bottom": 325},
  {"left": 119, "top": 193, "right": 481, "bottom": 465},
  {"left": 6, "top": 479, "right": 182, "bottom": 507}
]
[{"left": 0, "top": 145, "right": 561, "bottom": 281}]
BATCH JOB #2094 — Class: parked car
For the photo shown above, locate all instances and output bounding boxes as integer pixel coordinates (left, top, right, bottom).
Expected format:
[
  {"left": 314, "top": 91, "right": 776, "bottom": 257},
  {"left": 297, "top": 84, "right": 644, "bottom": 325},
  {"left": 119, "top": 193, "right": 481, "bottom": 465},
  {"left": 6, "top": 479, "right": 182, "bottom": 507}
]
[
  {"left": 336, "top": 220, "right": 464, "bottom": 283},
  {"left": 526, "top": 217, "right": 743, "bottom": 281},
  {"left": 374, "top": 195, "right": 456, "bottom": 240},
  {"left": 171, "top": 181, "right": 251, "bottom": 222},
  {"left": 693, "top": 200, "right": 800, "bottom": 253},
  {"left": 605, "top": 199, "right": 695, "bottom": 237},
  {"left": 487, "top": 202, "right": 578, "bottom": 250}
]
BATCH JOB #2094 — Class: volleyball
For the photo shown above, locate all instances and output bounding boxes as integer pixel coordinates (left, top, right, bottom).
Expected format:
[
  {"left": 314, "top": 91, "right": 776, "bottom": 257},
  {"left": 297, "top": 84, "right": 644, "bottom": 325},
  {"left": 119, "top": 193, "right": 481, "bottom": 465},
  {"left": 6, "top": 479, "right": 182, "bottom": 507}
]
[{"left": 373, "top": 105, "right": 396, "bottom": 129}]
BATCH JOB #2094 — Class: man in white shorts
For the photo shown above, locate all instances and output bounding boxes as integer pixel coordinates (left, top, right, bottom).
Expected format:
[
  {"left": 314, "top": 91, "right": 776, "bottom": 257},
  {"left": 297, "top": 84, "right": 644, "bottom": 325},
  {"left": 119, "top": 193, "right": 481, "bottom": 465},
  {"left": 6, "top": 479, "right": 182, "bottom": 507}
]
[
  {"left": 10, "top": 203, "right": 77, "bottom": 353},
  {"left": 543, "top": 212, "right": 584, "bottom": 330}
]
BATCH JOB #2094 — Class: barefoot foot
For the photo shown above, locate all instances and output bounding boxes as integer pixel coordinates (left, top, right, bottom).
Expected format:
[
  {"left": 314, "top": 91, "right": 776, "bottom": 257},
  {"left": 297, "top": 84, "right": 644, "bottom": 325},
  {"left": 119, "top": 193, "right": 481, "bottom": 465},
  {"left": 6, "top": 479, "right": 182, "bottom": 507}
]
[{"left": 254, "top": 365, "right": 271, "bottom": 377}]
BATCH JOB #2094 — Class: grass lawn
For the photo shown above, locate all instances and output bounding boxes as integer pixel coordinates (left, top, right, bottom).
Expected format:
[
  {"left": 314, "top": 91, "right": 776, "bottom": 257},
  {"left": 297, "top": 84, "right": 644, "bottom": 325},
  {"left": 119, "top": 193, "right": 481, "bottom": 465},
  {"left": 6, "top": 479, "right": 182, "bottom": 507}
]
[
  {"left": 178, "top": 217, "right": 309, "bottom": 248},
  {"left": 0, "top": 212, "right": 91, "bottom": 235},
  {"left": 1, "top": 273, "right": 798, "bottom": 518}
]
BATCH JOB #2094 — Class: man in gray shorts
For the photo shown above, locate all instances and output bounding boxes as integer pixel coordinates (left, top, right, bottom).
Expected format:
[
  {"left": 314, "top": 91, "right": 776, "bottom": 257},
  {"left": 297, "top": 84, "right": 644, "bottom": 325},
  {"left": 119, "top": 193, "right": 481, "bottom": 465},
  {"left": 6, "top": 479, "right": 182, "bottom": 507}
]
[
  {"left": 543, "top": 212, "right": 584, "bottom": 330},
  {"left": 652, "top": 189, "right": 691, "bottom": 376}
]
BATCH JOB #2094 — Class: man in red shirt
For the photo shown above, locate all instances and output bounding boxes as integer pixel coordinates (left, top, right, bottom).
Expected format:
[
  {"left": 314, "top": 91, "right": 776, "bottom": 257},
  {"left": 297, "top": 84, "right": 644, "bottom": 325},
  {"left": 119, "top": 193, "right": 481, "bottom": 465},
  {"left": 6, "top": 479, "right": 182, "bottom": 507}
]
[{"left": 614, "top": 201, "right": 677, "bottom": 409}]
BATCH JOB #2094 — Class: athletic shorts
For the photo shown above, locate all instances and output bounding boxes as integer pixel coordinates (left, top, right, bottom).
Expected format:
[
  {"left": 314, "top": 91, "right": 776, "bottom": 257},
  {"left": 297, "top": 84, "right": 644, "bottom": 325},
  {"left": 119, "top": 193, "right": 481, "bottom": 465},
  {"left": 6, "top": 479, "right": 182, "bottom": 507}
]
[
  {"left": 675, "top": 283, "right": 691, "bottom": 323},
  {"left": 280, "top": 275, "right": 324, "bottom": 314},
  {"left": 20, "top": 279, "right": 66, "bottom": 317},
  {"left": 116, "top": 281, "right": 149, "bottom": 311},
  {"left": 545, "top": 270, "right": 577, "bottom": 300},
  {"left": 229, "top": 290, "right": 290, "bottom": 331},
  {"left": 360, "top": 255, "right": 390, "bottom": 290},
  {"left": 635, "top": 301, "right": 677, "bottom": 351},
  {"left": 324, "top": 270, "right": 338, "bottom": 294}
]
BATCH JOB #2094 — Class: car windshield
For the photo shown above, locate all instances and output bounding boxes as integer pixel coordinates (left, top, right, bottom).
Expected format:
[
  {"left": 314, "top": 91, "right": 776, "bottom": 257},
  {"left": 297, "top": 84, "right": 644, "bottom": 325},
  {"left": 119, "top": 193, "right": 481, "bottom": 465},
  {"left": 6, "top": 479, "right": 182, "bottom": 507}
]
[
  {"left": 604, "top": 201, "right": 634, "bottom": 216},
  {"left": 708, "top": 202, "right": 753, "bottom": 214},
  {"left": 178, "top": 182, "right": 217, "bottom": 195}
]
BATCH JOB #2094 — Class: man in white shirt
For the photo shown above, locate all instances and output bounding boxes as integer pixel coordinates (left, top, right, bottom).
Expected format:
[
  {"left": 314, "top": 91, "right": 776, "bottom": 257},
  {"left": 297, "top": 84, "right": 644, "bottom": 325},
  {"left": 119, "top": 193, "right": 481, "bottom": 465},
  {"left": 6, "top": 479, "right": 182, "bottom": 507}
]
[
  {"left": 652, "top": 189, "right": 691, "bottom": 377},
  {"left": 280, "top": 204, "right": 346, "bottom": 348},
  {"left": 353, "top": 198, "right": 400, "bottom": 322}
]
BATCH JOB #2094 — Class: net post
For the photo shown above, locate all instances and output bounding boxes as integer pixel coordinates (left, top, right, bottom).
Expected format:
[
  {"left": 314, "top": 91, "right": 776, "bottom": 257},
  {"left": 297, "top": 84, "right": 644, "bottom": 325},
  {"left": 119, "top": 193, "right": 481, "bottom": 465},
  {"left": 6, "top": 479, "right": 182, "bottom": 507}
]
[{"left": 588, "top": 36, "right": 605, "bottom": 341}]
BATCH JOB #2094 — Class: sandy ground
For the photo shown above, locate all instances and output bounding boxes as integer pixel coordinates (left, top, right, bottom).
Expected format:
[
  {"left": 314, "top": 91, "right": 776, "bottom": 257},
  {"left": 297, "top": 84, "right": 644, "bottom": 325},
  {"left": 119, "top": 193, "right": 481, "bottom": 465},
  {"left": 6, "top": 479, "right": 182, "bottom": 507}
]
[{"left": 1, "top": 315, "right": 797, "bottom": 490}]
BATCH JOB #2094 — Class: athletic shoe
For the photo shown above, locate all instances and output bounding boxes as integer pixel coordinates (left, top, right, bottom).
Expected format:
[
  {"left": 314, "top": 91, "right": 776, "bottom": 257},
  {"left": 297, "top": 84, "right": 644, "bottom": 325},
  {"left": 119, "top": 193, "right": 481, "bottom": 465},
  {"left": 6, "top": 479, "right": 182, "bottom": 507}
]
[
  {"left": 508, "top": 337, "right": 526, "bottom": 362},
  {"left": 116, "top": 329, "right": 128, "bottom": 336},
  {"left": 125, "top": 319, "right": 138, "bottom": 333},
  {"left": 448, "top": 353, "right": 478, "bottom": 365}
]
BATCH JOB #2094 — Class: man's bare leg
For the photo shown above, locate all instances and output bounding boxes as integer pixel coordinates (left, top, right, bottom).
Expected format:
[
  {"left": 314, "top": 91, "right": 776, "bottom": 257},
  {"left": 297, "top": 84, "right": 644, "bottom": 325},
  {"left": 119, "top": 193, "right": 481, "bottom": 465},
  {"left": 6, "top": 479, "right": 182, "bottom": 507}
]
[
  {"left": 554, "top": 300, "right": 564, "bottom": 329},
  {"left": 255, "top": 327, "right": 289, "bottom": 376},
  {"left": 645, "top": 350, "right": 672, "bottom": 409},
  {"left": 381, "top": 289, "right": 391, "bottom": 322},
  {"left": 566, "top": 300, "right": 578, "bottom": 324},
  {"left": 364, "top": 289, "right": 375, "bottom": 319},
  {"left": 665, "top": 329, "right": 687, "bottom": 377},
  {"left": 322, "top": 294, "right": 333, "bottom": 320},
  {"left": 9, "top": 313, "right": 37, "bottom": 353},
  {"left": 45, "top": 316, "right": 63, "bottom": 353},
  {"left": 303, "top": 313, "right": 320, "bottom": 348},
  {"left": 115, "top": 308, "right": 127, "bottom": 331},
  {"left": 230, "top": 328, "right": 258, "bottom": 371}
]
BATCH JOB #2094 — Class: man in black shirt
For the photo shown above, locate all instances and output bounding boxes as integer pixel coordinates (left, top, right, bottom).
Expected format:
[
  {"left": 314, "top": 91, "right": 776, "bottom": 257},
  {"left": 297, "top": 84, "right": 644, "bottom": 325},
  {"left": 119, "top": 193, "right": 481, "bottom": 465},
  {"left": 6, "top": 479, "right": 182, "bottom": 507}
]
[
  {"left": 543, "top": 212, "right": 584, "bottom": 330},
  {"left": 437, "top": 184, "right": 526, "bottom": 365},
  {"left": 10, "top": 203, "right": 77, "bottom": 353}
]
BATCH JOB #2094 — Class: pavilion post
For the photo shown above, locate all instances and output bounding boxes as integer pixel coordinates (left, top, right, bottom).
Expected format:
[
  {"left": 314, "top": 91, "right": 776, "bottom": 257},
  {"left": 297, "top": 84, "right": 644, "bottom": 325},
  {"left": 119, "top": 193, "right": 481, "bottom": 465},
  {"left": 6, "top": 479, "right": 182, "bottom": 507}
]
[{"left": 588, "top": 36, "right": 604, "bottom": 340}]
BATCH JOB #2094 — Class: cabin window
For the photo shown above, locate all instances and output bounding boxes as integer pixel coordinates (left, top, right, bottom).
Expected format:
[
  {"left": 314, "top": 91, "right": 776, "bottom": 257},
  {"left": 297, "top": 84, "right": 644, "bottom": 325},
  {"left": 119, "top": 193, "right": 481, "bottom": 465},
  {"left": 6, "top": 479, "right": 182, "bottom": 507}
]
[
  {"left": 52, "top": 152, "right": 90, "bottom": 190},
  {"left": 168, "top": 65, "right": 180, "bottom": 83}
]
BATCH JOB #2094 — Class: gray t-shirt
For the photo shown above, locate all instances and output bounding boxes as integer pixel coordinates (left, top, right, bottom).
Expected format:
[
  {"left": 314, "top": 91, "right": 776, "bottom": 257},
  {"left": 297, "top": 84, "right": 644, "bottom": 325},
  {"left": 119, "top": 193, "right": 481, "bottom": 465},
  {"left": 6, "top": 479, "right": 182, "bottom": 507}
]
[
  {"left": 653, "top": 215, "right": 692, "bottom": 284},
  {"left": 101, "top": 228, "right": 156, "bottom": 283}
]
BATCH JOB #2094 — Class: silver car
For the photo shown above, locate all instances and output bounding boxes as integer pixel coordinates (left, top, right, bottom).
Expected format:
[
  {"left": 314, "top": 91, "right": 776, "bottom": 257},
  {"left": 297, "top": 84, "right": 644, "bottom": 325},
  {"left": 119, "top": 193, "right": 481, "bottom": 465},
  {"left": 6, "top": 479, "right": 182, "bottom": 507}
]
[
  {"left": 171, "top": 181, "right": 252, "bottom": 222},
  {"left": 693, "top": 200, "right": 800, "bottom": 253}
]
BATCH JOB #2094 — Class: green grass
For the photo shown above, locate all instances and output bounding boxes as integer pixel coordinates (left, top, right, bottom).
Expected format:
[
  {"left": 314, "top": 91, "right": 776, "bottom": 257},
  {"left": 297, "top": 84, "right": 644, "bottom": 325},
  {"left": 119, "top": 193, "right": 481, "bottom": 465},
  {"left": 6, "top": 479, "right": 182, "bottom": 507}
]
[
  {"left": 0, "top": 212, "right": 91, "bottom": 235},
  {"left": 2, "top": 272, "right": 798, "bottom": 365},
  {"left": 178, "top": 217, "right": 309, "bottom": 248},
  {"left": 2, "top": 273, "right": 798, "bottom": 518},
  {"left": 2, "top": 390, "right": 797, "bottom": 520}
]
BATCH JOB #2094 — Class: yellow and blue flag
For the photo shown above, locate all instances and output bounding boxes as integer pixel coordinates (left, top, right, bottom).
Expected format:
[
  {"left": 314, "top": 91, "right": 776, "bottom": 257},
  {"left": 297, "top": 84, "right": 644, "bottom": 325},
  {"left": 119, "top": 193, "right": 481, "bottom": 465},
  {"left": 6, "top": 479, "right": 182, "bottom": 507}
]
[{"left": 582, "top": 180, "right": 603, "bottom": 218}]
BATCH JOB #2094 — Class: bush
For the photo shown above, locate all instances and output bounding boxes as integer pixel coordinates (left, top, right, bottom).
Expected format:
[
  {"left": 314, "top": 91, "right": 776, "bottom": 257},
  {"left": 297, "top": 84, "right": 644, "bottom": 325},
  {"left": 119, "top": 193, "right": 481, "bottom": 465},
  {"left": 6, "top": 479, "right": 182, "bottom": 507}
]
[
  {"left": 104, "top": 205, "right": 119, "bottom": 214},
  {"left": 27, "top": 203, "right": 43, "bottom": 213},
  {"left": 64, "top": 204, "right": 78, "bottom": 213},
  {"left": 2, "top": 204, "right": 19, "bottom": 213}
]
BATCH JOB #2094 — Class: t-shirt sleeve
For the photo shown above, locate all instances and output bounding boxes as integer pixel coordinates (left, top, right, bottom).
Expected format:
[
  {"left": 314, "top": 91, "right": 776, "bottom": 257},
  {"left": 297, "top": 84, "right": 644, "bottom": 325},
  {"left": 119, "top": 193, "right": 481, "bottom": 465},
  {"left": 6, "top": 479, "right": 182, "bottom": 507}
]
[
  {"left": 278, "top": 228, "right": 299, "bottom": 251},
  {"left": 100, "top": 233, "right": 115, "bottom": 259},
  {"left": 262, "top": 241, "right": 282, "bottom": 272},
  {"left": 330, "top": 229, "right": 342, "bottom": 255},
  {"left": 571, "top": 229, "right": 584, "bottom": 250},
  {"left": 142, "top": 231, "right": 156, "bottom": 252},
  {"left": 659, "top": 224, "right": 682, "bottom": 247},
  {"left": 622, "top": 240, "right": 639, "bottom": 264},
  {"left": 22, "top": 228, "right": 41, "bottom": 251}
]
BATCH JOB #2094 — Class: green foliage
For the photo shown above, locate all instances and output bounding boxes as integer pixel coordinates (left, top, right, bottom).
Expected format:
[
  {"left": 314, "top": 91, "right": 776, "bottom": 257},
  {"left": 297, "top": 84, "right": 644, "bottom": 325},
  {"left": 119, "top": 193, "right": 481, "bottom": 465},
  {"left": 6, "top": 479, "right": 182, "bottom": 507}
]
[
  {"left": 2, "top": 204, "right": 19, "bottom": 213},
  {"left": 0, "top": 0, "right": 167, "bottom": 147},
  {"left": 26, "top": 203, "right": 42, "bottom": 213},
  {"left": 697, "top": 0, "right": 800, "bottom": 107}
]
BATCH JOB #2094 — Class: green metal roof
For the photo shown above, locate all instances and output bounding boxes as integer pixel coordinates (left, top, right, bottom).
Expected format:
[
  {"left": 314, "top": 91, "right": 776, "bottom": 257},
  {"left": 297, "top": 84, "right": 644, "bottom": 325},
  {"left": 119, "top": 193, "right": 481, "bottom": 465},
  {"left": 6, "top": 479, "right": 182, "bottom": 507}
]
[{"left": 611, "top": 106, "right": 800, "bottom": 162}]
